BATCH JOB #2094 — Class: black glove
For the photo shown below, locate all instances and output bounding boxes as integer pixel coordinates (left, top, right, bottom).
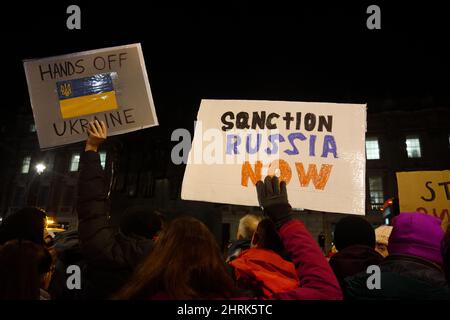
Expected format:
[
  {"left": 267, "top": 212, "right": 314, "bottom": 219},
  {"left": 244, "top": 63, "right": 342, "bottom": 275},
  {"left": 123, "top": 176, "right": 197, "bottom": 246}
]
[{"left": 256, "top": 176, "right": 293, "bottom": 228}]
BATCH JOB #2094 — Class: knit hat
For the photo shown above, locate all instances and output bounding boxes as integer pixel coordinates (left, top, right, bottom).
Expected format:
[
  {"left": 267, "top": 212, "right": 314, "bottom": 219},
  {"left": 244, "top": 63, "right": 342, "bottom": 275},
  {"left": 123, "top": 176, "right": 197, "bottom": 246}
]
[
  {"left": 375, "top": 225, "right": 393, "bottom": 246},
  {"left": 388, "top": 212, "right": 444, "bottom": 265},
  {"left": 120, "top": 206, "right": 165, "bottom": 239},
  {"left": 334, "top": 216, "right": 376, "bottom": 251}
]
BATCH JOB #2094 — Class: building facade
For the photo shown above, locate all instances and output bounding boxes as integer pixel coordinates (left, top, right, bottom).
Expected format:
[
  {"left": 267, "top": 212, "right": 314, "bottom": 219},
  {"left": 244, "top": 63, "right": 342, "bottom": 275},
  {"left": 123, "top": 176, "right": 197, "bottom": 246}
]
[{"left": 1, "top": 106, "right": 449, "bottom": 252}]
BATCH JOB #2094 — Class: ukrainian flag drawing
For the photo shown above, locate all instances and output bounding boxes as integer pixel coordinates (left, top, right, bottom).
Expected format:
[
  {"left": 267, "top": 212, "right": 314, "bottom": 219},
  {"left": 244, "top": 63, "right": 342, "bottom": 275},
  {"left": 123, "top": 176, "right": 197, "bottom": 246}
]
[{"left": 57, "top": 73, "right": 118, "bottom": 119}]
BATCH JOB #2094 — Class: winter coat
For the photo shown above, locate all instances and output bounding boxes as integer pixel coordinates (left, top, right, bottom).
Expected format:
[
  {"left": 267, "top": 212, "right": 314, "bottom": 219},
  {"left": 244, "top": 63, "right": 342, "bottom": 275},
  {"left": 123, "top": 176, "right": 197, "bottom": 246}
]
[
  {"left": 229, "top": 247, "right": 299, "bottom": 298},
  {"left": 329, "top": 244, "right": 383, "bottom": 292},
  {"left": 273, "top": 219, "right": 343, "bottom": 300},
  {"left": 77, "top": 151, "right": 155, "bottom": 299},
  {"left": 226, "top": 239, "right": 251, "bottom": 262},
  {"left": 344, "top": 254, "right": 450, "bottom": 299},
  {"left": 47, "top": 230, "right": 87, "bottom": 300}
]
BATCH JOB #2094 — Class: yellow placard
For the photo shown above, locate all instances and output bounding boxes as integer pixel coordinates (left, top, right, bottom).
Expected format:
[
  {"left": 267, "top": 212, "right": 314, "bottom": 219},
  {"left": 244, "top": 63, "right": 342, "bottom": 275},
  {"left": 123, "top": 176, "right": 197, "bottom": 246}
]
[{"left": 396, "top": 170, "right": 450, "bottom": 230}]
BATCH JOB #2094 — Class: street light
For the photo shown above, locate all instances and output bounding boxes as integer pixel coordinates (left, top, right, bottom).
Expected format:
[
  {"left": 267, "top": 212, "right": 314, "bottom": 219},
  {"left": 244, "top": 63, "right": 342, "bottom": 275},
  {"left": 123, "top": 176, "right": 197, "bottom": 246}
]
[
  {"left": 35, "top": 163, "right": 46, "bottom": 175},
  {"left": 22, "top": 162, "right": 47, "bottom": 207}
]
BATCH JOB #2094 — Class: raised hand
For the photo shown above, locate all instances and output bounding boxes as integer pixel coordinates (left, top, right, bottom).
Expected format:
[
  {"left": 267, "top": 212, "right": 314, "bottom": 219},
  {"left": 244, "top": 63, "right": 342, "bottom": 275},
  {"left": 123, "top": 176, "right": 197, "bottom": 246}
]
[
  {"left": 256, "top": 176, "right": 293, "bottom": 228},
  {"left": 85, "top": 120, "right": 107, "bottom": 152}
]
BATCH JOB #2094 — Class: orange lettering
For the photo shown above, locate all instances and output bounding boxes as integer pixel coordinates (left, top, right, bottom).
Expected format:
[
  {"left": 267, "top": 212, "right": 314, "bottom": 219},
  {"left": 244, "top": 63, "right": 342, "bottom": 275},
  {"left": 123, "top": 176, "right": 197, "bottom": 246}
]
[
  {"left": 295, "top": 163, "right": 333, "bottom": 190},
  {"left": 267, "top": 159, "right": 292, "bottom": 184},
  {"left": 241, "top": 161, "right": 262, "bottom": 187}
]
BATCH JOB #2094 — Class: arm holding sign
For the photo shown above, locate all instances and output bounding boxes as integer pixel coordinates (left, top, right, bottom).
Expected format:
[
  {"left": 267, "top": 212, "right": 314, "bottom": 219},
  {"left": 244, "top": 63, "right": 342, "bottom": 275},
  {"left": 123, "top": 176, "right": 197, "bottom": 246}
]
[
  {"left": 84, "top": 120, "right": 106, "bottom": 153},
  {"left": 256, "top": 176, "right": 343, "bottom": 300},
  {"left": 77, "top": 120, "right": 150, "bottom": 269}
]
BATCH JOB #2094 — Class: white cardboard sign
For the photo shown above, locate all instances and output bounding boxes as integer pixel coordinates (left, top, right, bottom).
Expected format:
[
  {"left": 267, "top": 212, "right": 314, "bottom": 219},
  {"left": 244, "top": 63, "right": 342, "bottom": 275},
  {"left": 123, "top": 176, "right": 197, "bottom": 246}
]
[
  {"left": 24, "top": 43, "right": 158, "bottom": 149},
  {"left": 182, "top": 99, "right": 366, "bottom": 215}
]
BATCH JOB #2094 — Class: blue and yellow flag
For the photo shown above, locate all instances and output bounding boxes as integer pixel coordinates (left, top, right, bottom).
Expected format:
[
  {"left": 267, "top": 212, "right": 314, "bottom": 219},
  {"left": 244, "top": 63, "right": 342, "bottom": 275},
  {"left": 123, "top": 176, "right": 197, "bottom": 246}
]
[{"left": 57, "top": 73, "right": 118, "bottom": 119}]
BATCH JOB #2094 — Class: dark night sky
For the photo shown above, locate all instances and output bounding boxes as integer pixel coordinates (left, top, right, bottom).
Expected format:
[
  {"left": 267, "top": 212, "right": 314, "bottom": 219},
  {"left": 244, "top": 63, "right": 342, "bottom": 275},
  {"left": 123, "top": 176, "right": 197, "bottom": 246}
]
[{"left": 2, "top": 1, "right": 450, "bottom": 132}]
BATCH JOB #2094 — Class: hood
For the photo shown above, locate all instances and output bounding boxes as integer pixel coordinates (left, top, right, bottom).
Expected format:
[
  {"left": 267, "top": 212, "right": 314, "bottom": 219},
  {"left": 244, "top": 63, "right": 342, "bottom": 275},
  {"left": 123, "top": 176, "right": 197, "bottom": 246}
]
[
  {"left": 226, "top": 239, "right": 251, "bottom": 262},
  {"left": 388, "top": 212, "right": 444, "bottom": 266},
  {"left": 229, "top": 247, "right": 299, "bottom": 298},
  {"left": 228, "top": 239, "right": 251, "bottom": 254}
]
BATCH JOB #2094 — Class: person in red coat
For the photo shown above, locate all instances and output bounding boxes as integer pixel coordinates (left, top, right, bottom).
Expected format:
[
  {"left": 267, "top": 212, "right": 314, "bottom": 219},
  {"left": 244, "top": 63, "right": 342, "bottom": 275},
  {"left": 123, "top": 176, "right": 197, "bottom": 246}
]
[
  {"left": 229, "top": 218, "right": 299, "bottom": 298},
  {"left": 256, "top": 176, "right": 343, "bottom": 300}
]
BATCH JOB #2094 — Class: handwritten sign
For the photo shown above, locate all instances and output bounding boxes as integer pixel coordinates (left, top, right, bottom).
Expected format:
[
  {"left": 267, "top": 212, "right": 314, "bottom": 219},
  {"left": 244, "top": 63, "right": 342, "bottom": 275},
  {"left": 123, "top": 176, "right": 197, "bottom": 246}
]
[
  {"left": 181, "top": 99, "right": 367, "bottom": 215},
  {"left": 397, "top": 170, "right": 450, "bottom": 229},
  {"left": 24, "top": 43, "right": 158, "bottom": 149}
]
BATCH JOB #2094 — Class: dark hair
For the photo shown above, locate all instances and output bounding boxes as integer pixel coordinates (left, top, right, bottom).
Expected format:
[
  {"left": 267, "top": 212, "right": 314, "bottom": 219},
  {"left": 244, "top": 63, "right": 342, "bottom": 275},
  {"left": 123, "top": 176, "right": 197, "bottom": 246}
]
[
  {"left": 334, "top": 216, "right": 376, "bottom": 251},
  {"left": 252, "top": 219, "right": 285, "bottom": 255},
  {"left": 0, "top": 240, "right": 52, "bottom": 299},
  {"left": 0, "top": 207, "right": 46, "bottom": 245},
  {"left": 120, "top": 207, "right": 164, "bottom": 239},
  {"left": 116, "top": 217, "right": 236, "bottom": 299}
]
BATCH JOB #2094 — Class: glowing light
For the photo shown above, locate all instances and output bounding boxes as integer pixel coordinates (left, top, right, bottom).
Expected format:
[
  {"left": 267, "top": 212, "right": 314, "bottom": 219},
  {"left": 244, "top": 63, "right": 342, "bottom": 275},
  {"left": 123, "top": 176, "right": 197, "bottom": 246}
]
[{"left": 35, "top": 163, "right": 46, "bottom": 174}]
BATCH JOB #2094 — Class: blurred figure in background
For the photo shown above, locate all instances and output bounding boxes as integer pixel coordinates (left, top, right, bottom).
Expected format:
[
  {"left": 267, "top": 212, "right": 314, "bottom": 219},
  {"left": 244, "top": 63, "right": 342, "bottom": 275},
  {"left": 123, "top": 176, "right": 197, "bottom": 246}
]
[
  {"left": 0, "top": 207, "right": 47, "bottom": 246},
  {"left": 374, "top": 225, "right": 393, "bottom": 258},
  {"left": 329, "top": 216, "right": 383, "bottom": 293},
  {"left": 226, "top": 213, "right": 262, "bottom": 262},
  {"left": 229, "top": 218, "right": 299, "bottom": 298},
  {"left": 0, "top": 240, "right": 54, "bottom": 300},
  {"left": 0, "top": 207, "right": 56, "bottom": 300},
  {"left": 326, "top": 245, "right": 337, "bottom": 262}
]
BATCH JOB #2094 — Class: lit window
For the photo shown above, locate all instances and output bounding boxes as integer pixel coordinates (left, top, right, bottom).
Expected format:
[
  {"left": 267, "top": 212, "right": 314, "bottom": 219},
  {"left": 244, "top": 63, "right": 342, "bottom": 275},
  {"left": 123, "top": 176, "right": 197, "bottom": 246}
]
[
  {"left": 29, "top": 123, "right": 36, "bottom": 133},
  {"left": 365, "top": 137, "right": 380, "bottom": 160},
  {"left": 21, "top": 156, "right": 31, "bottom": 174},
  {"left": 369, "top": 176, "right": 384, "bottom": 208},
  {"left": 70, "top": 153, "right": 80, "bottom": 172},
  {"left": 100, "top": 151, "right": 107, "bottom": 169},
  {"left": 406, "top": 136, "right": 422, "bottom": 158}
]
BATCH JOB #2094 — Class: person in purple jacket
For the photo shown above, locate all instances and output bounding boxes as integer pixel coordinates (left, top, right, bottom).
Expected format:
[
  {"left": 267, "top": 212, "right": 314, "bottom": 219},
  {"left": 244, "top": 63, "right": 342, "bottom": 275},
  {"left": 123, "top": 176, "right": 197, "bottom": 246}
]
[{"left": 345, "top": 212, "right": 450, "bottom": 299}]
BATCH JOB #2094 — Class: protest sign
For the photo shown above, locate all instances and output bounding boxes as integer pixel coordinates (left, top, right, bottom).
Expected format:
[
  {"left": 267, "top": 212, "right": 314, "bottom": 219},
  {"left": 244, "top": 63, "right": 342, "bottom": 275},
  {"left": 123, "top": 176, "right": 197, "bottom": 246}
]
[
  {"left": 24, "top": 43, "right": 158, "bottom": 149},
  {"left": 181, "top": 99, "right": 367, "bottom": 215},
  {"left": 396, "top": 170, "right": 450, "bottom": 228}
]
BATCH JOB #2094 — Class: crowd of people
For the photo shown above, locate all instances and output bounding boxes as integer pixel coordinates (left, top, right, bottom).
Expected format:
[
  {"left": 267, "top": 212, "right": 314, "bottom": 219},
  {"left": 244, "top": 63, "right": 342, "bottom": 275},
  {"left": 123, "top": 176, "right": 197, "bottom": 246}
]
[{"left": 0, "top": 120, "right": 449, "bottom": 300}]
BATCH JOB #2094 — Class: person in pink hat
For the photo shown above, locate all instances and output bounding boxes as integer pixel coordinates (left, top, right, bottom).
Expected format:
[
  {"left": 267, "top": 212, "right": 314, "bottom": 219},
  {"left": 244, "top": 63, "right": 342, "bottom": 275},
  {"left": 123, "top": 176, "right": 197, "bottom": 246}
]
[
  {"left": 443, "top": 225, "right": 450, "bottom": 287},
  {"left": 344, "top": 212, "right": 450, "bottom": 299}
]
